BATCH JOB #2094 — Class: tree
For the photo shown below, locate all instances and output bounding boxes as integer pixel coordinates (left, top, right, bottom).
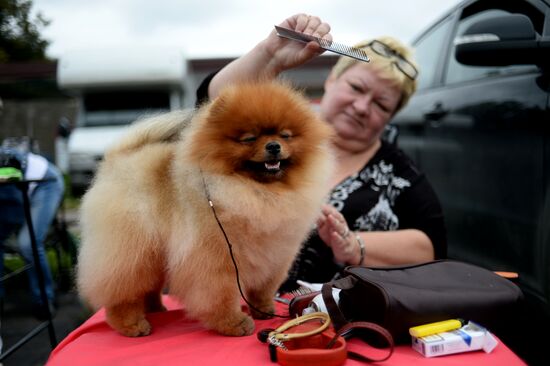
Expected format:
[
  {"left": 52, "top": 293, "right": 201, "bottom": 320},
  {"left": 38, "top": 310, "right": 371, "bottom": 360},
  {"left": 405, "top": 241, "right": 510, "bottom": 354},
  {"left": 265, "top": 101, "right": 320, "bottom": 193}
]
[{"left": 0, "top": 0, "right": 50, "bottom": 62}]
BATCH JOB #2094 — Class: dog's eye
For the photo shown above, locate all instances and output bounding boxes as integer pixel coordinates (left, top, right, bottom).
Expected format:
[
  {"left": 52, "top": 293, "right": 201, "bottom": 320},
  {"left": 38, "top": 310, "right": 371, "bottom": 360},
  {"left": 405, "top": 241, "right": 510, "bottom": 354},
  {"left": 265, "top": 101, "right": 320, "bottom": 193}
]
[
  {"left": 280, "top": 130, "right": 293, "bottom": 139},
  {"left": 239, "top": 134, "right": 257, "bottom": 143}
]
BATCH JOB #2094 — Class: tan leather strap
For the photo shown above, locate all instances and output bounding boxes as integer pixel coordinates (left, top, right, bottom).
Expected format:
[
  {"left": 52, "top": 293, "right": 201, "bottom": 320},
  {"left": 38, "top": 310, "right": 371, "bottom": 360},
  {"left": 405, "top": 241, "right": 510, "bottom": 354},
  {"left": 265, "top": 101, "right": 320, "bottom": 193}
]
[{"left": 269, "top": 312, "right": 331, "bottom": 342}]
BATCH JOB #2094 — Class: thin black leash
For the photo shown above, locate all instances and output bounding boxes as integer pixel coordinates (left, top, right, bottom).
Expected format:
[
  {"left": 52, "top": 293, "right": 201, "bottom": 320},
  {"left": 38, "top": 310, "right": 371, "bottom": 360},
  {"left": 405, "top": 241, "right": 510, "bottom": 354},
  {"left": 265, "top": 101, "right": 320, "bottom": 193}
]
[{"left": 199, "top": 169, "right": 290, "bottom": 319}]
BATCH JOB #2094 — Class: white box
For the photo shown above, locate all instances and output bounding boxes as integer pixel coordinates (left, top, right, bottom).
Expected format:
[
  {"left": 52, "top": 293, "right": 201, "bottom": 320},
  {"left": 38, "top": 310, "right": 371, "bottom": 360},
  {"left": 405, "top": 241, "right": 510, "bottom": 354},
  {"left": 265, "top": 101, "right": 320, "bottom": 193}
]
[{"left": 412, "top": 322, "right": 498, "bottom": 357}]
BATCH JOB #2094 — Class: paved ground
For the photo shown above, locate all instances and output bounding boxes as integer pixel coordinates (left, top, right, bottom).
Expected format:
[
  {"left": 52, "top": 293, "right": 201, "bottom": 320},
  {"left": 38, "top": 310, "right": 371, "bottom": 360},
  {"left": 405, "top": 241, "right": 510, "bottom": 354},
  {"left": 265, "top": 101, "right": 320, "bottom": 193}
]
[{"left": 1, "top": 208, "right": 90, "bottom": 366}]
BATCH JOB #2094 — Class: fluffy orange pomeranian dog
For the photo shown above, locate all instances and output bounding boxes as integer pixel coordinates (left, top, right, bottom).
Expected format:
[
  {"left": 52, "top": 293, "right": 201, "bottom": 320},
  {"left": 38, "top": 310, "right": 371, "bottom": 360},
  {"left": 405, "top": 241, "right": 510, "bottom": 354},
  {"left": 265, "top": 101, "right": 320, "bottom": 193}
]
[{"left": 76, "top": 80, "right": 334, "bottom": 337}]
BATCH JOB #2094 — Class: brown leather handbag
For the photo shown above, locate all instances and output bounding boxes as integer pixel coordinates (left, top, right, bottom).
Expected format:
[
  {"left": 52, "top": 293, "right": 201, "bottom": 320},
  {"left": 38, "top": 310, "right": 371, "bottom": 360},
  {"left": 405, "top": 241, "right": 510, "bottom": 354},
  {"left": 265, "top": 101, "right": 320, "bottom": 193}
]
[{"left": 321, "top": 260, "right": 524, "bottom": 344}]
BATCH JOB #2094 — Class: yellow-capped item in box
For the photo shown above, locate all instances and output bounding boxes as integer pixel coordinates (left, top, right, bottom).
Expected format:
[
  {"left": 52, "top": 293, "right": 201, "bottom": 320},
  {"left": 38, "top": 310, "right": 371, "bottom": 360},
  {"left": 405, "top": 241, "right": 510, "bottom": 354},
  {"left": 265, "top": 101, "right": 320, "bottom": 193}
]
[
  {"left": 411, "top": 321, "right": 498, "bottom": 357},
  {"left": 409, "top": 319, "right": 464, "bottom": 338}
]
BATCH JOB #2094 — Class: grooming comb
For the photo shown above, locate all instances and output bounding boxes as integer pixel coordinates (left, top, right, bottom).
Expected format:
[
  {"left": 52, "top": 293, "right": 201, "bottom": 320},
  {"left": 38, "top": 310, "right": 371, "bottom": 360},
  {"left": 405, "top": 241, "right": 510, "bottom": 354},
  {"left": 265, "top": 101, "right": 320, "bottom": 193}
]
[
  {"left": 273, "top": 286, "right": 315, "bottom": 305},
  {"left": 275, "top": 25, "right": 370, "bottom": 63},
  {"left": 290, "top": 285, "right": 316, "bottom": 297}
]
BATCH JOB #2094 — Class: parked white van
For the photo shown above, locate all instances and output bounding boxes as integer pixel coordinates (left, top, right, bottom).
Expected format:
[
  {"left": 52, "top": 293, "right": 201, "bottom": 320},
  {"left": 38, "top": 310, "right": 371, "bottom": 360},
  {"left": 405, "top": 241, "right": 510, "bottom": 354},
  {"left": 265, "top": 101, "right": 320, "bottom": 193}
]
[{"left": 56, "top": 47, "right": 187, "bottom": 194}]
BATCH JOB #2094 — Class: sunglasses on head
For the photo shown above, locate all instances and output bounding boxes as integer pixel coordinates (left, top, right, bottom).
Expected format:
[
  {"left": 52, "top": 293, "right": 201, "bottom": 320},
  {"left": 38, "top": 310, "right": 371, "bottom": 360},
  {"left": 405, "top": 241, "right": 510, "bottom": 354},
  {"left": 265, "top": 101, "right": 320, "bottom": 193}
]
[{"left": 364, "top": 40, "right": 418, "bottom": 80}]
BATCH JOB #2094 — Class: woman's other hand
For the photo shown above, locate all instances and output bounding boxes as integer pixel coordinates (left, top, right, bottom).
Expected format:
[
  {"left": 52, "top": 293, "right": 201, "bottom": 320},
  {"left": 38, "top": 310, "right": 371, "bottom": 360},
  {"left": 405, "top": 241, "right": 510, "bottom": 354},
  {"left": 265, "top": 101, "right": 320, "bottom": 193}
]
[{"left": 317, "top": 204, "right": 360, "bottom": 265}]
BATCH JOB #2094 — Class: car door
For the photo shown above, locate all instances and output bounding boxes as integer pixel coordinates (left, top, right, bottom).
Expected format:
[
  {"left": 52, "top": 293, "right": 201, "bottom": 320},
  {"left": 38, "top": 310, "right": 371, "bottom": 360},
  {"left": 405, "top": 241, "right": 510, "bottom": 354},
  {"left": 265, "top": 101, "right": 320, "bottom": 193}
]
[{"left": 393, "top": 1, "right": 549, "bottom": 363}]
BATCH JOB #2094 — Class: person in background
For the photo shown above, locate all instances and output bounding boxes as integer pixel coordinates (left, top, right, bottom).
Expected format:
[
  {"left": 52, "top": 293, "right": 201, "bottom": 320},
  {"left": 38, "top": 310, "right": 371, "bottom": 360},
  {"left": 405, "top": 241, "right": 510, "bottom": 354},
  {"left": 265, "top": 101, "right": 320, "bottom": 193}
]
[
  {"left": 0, "top": 143, "right": 64, "bottom": 318},
  {"left": 196, "top": 14, "right": 447, "bottom": 290}
]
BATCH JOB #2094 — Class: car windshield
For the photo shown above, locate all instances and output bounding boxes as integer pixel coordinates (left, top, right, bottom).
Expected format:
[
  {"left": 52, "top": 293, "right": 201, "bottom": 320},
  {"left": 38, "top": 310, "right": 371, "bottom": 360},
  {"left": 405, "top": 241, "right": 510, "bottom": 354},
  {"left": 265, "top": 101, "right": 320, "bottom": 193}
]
[{"left": 82, "top": 90, "right": 171, "bottom": 126}]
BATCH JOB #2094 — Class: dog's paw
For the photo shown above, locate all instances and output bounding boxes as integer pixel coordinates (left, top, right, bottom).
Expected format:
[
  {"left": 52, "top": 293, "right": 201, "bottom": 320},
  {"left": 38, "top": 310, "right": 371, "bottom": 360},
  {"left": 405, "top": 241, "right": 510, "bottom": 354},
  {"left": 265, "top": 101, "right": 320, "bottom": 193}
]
[
  {"left": 118, "top": 317, "right": 152, "bottom": 337},
  {"left": 107, "top": 307, "right": 152, "bottom": 337},
  {"left": 214, "top": 314, "right": 255, "bottom": 336},
  {"left": 230, "top": 315, "right": 256, "bottom": 336}
]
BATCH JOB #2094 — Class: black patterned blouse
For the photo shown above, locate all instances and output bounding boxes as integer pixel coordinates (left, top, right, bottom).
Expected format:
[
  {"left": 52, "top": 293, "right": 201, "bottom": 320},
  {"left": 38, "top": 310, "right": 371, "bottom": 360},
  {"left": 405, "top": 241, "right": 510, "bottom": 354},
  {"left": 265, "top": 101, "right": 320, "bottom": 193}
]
[{"left": 281, "top": 140, "right": 447, "bottom": 290}]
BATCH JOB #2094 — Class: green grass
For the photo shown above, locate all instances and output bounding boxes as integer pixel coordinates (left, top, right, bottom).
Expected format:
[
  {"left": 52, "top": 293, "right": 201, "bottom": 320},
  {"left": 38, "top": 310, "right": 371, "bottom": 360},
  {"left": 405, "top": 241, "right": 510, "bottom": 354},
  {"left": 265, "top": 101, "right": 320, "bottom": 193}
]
[
  {"left": 63, "top": 195, "right": 81, "bottom": 210},
  {"left": 3, "top": 247, "right": 73, "bottom": 278}
]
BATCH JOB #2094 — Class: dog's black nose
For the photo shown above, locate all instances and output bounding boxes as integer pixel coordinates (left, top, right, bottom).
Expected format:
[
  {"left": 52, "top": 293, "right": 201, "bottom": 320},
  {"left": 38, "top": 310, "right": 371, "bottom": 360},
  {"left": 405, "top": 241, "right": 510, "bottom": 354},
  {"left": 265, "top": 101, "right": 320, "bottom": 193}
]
[{"left": 265, "top": 141, "right": 281, "bottom": 155}]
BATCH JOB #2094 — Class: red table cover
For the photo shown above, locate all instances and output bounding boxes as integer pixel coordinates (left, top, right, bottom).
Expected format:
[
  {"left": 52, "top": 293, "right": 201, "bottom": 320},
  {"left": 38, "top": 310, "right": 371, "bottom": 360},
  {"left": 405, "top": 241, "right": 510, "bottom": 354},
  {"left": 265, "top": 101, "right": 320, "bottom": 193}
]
[{"left": 47, "top": 296, "right": 526, "bottom": 365}]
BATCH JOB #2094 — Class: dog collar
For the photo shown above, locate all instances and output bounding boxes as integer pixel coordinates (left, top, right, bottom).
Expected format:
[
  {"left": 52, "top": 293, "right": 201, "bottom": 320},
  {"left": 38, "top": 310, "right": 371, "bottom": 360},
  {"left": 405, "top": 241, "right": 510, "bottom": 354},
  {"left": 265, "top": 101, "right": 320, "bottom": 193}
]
[{"left": 258, "top": 312, "right": 347, "bottom": 366}]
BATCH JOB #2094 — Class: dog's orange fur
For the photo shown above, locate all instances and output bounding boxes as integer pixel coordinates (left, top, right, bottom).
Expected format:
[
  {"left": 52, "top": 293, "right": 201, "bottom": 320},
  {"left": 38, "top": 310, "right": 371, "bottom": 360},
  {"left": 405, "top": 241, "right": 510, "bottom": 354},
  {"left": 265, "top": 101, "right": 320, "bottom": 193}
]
[{"left": 77, "top": 81, "right": 334, "bottom": 337}]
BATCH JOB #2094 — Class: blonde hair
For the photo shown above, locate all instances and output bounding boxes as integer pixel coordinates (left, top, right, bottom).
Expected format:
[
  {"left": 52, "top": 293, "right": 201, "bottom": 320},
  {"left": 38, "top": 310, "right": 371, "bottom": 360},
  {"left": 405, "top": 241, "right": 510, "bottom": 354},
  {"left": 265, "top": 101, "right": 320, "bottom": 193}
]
[{"left": 330, "top": 36, "right": 419, "bottom": 113}]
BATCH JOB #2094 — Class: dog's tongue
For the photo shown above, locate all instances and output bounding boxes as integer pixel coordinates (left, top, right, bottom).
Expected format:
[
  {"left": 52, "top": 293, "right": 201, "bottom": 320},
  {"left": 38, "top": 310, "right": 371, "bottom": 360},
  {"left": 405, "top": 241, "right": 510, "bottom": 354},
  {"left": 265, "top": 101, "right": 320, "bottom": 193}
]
[{"left": 265, "top": 161, "right": 281, "bottom": 171}]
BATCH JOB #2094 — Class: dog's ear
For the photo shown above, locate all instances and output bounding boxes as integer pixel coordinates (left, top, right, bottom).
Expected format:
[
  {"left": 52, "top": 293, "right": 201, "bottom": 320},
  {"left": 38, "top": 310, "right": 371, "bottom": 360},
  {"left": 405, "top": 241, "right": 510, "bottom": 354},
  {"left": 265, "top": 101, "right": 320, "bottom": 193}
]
[
  {"left": 204, "top": 84, "right": 251, "bottom": 127},
  {"left": 208, "top": 93, "right": 229, "bottom": 118},
  {"left": 206, "top": 85, "right": 238, "bottom": 124}
]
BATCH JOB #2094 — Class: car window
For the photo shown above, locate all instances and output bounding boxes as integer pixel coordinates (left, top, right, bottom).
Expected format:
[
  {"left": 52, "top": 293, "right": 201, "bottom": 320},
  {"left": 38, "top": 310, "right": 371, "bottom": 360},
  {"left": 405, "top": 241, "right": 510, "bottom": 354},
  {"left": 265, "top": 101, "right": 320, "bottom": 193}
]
[
  {"left": 413, "top": 16, "right": 453, "bottom": 91},
  {"left": 445, "top": 9, "right": 537, "bottom": 84}
]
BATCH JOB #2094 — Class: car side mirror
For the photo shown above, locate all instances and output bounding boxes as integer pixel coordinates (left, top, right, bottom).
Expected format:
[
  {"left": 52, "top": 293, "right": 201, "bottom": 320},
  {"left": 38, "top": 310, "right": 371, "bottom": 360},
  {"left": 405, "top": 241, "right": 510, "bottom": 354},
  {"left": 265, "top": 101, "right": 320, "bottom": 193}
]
[{"left": 455, "top": 14, "right": 549, "bottom": 67}]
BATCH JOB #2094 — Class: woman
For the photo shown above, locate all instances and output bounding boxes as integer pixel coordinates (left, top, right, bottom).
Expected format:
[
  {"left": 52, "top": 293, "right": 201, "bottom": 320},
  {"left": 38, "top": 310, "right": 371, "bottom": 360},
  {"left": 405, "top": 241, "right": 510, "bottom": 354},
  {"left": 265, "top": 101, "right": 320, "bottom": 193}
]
[
  {"left": 197, "top": 14, "right": 446, "bottom": 289},
  {"left": 0, "top": 147, "right": 63, "bottom": 318}
]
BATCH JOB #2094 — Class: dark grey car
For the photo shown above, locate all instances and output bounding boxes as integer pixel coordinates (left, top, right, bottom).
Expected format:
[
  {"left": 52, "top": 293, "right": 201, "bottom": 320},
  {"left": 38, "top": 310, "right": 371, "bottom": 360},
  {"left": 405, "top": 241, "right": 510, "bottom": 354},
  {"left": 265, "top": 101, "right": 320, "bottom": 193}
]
[{"left": 391, "top": 1, "right": 550, "bottom": 364}]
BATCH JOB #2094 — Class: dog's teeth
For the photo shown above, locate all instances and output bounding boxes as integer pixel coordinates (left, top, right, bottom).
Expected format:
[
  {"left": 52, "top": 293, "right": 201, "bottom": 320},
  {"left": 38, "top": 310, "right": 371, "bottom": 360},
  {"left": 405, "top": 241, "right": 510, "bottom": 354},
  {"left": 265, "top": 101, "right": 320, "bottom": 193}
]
[{"left": 265, "top": 161, "right": 281, "bottom": 170}]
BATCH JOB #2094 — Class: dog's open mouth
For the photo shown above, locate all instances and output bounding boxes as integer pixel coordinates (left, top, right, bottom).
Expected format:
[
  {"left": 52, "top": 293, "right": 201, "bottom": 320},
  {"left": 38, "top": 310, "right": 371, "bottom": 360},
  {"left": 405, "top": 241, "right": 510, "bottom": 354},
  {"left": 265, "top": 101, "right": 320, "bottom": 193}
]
[
  {"left": 264, "top": 160, "right": 281, "bottom": 172},
  {"left": 244, "top": 159, "right": 289, "bottom": 176}
]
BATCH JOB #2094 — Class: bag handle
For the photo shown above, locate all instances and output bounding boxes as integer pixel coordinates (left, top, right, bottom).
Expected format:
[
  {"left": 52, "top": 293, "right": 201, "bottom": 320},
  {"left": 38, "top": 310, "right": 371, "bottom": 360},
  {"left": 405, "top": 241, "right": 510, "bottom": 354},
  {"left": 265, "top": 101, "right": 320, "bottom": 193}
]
[
  {"left": 322, "top": 278, "right": 354, "bottom": 330},
  {"left": 327, "top": 321, "right": 394, "bottom": 363},
  {"left": 322, "top": 280, "right": 395, "bottom": 363}
]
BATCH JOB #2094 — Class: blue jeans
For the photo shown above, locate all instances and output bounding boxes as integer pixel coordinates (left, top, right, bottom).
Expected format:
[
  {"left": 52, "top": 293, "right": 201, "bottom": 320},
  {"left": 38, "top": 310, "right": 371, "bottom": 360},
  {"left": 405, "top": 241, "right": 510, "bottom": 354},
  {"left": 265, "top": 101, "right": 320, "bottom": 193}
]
[{"left": 0, "top": 163, "right": 64, "bottom": 305}]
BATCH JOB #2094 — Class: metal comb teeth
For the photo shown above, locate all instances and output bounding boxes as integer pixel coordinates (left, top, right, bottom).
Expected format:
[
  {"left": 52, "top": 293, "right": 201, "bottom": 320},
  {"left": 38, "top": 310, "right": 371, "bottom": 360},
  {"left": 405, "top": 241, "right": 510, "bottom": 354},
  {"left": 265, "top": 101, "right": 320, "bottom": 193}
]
[
  {"left": 275, "top": 25, "right": 370, "bottom": 63},
  {"left": 289, "top": 286, "right": 315, "bottom": 297}
]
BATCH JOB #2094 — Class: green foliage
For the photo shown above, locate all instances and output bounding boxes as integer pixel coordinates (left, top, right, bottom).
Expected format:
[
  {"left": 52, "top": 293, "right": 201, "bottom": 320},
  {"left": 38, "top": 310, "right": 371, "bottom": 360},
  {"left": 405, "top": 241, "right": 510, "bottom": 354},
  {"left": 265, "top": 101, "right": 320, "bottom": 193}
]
[{"left": 0, "top": 0, "right": 50, "bottom": 62}]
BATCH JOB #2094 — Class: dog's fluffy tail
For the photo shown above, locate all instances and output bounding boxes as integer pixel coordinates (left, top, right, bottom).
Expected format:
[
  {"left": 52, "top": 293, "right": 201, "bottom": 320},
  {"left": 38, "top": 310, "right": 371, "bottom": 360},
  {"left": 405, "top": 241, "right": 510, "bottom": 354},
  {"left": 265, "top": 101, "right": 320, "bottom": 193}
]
[{"left": 105, "top": 109, "right": 194, "bottom": 158}]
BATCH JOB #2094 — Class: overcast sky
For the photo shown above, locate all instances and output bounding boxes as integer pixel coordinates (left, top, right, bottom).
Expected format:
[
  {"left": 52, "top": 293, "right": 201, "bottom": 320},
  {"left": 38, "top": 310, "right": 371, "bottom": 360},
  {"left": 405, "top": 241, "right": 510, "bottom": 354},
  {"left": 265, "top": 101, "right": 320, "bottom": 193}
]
[{"left": 31, "top": 0, "right": 460, "bottom": 59}]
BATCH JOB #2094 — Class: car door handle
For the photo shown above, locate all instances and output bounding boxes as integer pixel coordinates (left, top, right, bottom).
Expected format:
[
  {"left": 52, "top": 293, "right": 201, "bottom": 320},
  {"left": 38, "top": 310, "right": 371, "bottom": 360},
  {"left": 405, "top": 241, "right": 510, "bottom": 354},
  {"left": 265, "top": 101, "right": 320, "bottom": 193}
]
[{"left": 423, "top": 103, "right": 448, "bottom": 122}]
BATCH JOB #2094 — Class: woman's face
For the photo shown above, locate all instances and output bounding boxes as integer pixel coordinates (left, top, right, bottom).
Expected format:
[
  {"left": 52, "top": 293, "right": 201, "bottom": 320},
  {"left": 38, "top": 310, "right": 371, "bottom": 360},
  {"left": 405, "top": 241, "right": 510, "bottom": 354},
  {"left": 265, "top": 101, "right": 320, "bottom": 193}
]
[{"left": 319, "top": 63, "right": 401, "bottom": 151}]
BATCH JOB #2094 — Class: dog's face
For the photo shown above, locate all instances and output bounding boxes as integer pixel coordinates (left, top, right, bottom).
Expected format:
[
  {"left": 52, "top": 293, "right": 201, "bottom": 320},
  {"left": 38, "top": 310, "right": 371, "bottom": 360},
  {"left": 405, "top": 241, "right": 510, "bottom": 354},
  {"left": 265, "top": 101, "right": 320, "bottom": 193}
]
[
  {"left": 235, "top": 127, "right": 294, "bottom": 182},
  {"left": 188, "top": 81, "right": 333, "bottom": 186}
]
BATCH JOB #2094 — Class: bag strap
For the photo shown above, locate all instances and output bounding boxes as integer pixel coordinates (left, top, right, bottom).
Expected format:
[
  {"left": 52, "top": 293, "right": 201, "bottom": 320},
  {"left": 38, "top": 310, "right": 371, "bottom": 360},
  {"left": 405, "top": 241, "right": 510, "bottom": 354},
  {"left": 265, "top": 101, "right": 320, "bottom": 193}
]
[
  {"left": 321, "top": 278, "right": 354, "bottom": 330},
  {"left": 322, "top": 279, "right": 395, "bottom": 363},
  {"left": 327, "top": 321, "right": 394, "bottom": 363}
]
